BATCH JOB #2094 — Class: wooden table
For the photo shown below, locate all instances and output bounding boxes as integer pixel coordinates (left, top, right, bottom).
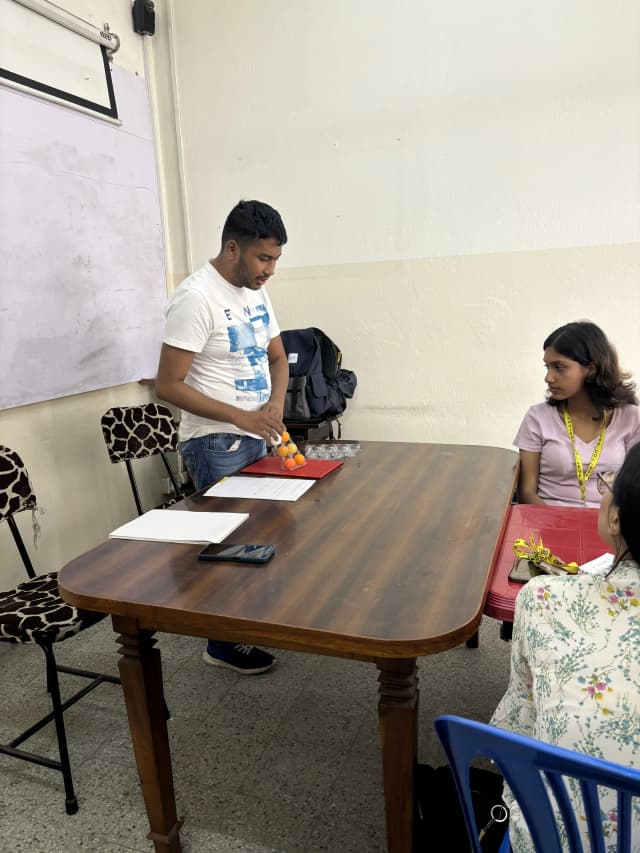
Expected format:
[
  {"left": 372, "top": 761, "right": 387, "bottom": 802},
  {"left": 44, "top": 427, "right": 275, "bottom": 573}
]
[
  {"left": 59, "top": 441, "right": 517, "bottom": 853},
  {"left": 484, "top": 504, "right": 604, "bottom": 623}
]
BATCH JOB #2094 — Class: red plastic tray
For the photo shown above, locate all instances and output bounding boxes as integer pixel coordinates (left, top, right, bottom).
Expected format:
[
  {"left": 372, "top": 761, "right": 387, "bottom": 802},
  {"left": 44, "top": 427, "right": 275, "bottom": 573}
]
[
  {"left": 240, "top": 456, "right": 343, "bottom": 479},
  {"left": 485, "top": 505, "right": 605, "bottom": 622}
]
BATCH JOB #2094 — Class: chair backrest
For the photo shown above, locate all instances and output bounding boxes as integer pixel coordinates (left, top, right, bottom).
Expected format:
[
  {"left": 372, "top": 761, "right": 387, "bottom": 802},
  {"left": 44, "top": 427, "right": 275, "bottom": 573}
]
[
  {"left": 434, "top": 714, "right": 640, "bottom": 853},
  {"left": 100, "top": 403, "right": 182, "bottom": 516},
  {"left": 0, "top": 445, "right": 37, "bottom": 521},
  {"left": 0, "top": 445, "right": 38, "bottom": 578},
  {"left": 100, "top": 403, "right": 178, "bottom": 463}
]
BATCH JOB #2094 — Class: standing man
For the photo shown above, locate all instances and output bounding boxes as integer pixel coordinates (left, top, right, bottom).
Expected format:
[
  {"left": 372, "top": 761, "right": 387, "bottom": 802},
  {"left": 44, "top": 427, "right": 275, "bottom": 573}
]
[{"left": 156, "top": 200, "right": 289, "bottom": 674}]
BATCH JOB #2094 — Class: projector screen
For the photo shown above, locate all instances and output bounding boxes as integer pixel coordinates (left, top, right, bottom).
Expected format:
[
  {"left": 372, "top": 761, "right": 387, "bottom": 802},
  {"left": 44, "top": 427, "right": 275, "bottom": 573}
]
[{"left": 0, "top": 0, "right": 117, "bottom": 118}]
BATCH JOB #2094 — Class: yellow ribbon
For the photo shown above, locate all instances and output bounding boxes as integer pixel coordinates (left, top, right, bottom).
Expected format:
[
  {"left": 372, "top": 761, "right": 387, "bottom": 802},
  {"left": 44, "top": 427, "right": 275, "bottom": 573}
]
[
  {"left": 513, "top": 534, "right": 580, "bottom": 575},
  {"left": 563, "top": 409, "right": 606, "bottom": 503}
]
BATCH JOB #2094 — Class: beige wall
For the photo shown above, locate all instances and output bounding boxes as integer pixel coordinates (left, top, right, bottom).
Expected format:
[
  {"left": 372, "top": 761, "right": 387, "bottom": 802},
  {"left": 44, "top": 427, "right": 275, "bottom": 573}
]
[
  {"left": 2, "top": 0, "right": 639, "bottom": 588},
  {"left": 0, "top": 0, "right": 174, "bottom": 588},
  {"left": 274, "top": 244, "right": 640, "bottom": 445},
  {"left": 160, "top": 0, "right": 640, "bottom": 442}
]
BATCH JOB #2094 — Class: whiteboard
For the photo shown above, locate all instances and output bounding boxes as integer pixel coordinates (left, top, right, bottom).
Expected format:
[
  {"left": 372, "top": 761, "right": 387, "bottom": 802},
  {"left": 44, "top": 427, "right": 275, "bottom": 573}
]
[{"left": 0, "top": 65, "right": 166, "bottom": 410}]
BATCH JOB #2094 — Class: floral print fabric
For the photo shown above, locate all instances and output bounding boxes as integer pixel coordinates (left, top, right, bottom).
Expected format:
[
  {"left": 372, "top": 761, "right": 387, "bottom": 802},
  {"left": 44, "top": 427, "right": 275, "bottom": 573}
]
[{"left": 491, "top": 559, "right": 640, "bottom": 851}]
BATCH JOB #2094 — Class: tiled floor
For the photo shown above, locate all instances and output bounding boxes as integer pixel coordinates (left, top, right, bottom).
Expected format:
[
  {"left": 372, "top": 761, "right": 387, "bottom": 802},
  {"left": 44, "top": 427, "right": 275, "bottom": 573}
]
[{"left": 0, "top": 616, "right": 511, "bottom": 852}]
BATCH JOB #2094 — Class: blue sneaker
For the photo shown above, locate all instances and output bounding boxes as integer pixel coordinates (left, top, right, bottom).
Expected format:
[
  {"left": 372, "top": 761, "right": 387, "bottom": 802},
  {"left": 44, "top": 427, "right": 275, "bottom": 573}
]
[{"left": 203, "top": 641, "right": 275, "bottom": 675}]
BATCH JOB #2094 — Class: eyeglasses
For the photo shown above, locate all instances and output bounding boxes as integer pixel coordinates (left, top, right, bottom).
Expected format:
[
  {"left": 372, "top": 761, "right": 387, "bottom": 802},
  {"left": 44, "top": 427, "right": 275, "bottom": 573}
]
[{"left": 596, "top": 470, "right": 616, "bottom": 495}]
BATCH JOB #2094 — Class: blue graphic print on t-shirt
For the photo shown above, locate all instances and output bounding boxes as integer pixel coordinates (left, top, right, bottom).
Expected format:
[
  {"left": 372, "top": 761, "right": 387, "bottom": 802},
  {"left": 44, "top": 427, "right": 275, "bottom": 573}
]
[{"left": 227, "top": 303, "right": 271, "bottom": 398}]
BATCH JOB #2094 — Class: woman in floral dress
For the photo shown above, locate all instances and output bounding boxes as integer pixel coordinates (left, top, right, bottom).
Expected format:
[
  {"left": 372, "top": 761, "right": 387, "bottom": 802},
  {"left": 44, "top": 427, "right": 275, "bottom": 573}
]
[{"left": 491, "top": 443, "right": 640, "bottom": 851}]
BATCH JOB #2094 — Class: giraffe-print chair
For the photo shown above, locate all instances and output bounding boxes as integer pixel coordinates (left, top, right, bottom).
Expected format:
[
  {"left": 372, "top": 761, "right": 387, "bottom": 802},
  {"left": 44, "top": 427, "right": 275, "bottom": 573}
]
[
  {"left": 0, "top": 445, "right": 120, "bottom": 814},
  {"left": 100, "top": 403, "right": 186, "bottom": 515}
]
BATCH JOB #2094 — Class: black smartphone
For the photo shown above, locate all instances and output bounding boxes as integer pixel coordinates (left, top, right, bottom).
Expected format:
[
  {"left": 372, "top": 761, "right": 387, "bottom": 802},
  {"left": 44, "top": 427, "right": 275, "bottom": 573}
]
[
  {"left": 508, "top": 557, "right": 545, "bottom": 584},
  {"left": 197, "top": 543, "right": 275, "bottom": 564}
]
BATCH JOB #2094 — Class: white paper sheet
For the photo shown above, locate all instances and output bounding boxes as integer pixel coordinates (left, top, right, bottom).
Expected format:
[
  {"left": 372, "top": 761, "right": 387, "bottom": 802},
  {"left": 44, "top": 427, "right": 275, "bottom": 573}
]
[
  {"left": 109, "top": 509, "right": 249, "bottom": 543},
  {"left": 205, "top": 476, "right": 315, "bottom": 501},
  {"left": 580, "top": 553, "right": 614, "bottom": 576}
]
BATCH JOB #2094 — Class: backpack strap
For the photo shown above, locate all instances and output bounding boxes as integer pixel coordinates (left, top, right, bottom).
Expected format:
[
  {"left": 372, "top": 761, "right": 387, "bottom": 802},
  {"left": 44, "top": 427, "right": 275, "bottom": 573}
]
[{"left": 311, "top": 327, "right": 342, "bottom": 378}]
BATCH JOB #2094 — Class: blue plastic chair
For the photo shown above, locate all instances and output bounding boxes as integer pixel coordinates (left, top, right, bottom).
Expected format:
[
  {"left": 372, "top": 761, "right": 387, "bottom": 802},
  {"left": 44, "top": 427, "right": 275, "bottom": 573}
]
[{"left": 434, "top": 714, "right": 640, "bottom": 853}]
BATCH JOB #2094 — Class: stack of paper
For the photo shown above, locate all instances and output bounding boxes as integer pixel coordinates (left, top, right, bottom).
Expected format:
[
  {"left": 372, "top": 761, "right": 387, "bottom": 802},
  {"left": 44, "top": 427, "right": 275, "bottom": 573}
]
[
  {"left": 109, "top": 509, "right": 249, "bottom": 543},
  {"left": 205, "top": 476, "right": 315, "bottom": 501}
]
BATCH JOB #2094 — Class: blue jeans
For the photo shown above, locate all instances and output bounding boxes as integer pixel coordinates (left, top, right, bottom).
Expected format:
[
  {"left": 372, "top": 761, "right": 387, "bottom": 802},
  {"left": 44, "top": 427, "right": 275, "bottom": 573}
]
[
  {"left": 180, "top": 432, "right": 267, "bottom": 652},
  {"left": 179, "top": 432, "right": 266, "bottom": 491}
]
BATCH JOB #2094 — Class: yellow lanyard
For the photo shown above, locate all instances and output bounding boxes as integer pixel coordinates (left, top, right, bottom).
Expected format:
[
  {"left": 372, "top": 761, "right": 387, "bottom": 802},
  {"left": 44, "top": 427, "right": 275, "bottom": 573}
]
[{"left": 562, "top": 409, "right": 606, "bottom": 503}]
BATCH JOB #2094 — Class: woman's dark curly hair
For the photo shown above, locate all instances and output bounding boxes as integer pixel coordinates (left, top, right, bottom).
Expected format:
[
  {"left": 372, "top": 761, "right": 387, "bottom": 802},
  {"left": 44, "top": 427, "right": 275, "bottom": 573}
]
[{"left": 544, "top": 321, "right": 637, "bottom": 410}]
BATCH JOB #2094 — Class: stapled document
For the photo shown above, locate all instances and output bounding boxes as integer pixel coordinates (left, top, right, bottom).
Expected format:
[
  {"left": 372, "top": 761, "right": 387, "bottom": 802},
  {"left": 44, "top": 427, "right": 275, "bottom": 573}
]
[{"left": 205, "top": 476, "right": 315, "bottom": 501}]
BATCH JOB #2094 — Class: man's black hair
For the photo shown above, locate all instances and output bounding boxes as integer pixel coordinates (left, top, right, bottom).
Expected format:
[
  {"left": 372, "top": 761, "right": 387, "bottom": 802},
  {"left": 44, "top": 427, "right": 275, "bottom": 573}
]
[{"left": 221, "top": 200, "right": 288, "bottom": 247}]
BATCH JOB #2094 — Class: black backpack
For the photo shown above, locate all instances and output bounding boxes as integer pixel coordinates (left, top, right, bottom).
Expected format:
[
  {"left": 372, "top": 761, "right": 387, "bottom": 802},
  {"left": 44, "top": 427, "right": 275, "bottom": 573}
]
[
  {"left": 280, "top": 327, "right": 357, "bottom": 422},
  {"left": 415, "top": 764, "right": 507, "bottom": 852}
]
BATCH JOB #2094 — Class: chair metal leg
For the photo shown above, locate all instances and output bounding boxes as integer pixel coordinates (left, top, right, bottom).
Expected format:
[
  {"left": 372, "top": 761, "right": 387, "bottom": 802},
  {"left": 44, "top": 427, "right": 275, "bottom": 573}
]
[
  {"left": 41, "top": 643, "right": 79, "bottom": 815},
  {"left": 1, "top": 652, "right": 120, "bottom": 814},
  {"left": 500, "top": 621, "right": 513, "bottom": 642},
  {"left": 160, "top": 451, "right": 182, "bottom": 498},
  {"left": 125, "top": 459, "right": 144, "bottom": 516}
]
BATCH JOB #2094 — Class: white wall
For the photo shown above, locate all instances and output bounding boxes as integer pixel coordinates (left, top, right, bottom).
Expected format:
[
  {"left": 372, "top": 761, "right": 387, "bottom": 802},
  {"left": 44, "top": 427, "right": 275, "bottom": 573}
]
[
  {"left": 2, "top": 0, "right": 639, "bottom": 588},
  {"left": 170, "top": 0, "right": 640, "bottom": 267},
  {"left": 162, "top": 0, "right": 640, "bottom": 444},
  {"left": 0, "top": 0, "right": 173, "bottom": 589}
]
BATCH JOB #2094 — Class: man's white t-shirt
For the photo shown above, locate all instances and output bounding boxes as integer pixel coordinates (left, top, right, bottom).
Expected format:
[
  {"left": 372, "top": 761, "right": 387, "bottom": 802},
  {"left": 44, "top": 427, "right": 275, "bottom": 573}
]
[{"left": 163, "top": 262, "right": 281, "bottom": 441}]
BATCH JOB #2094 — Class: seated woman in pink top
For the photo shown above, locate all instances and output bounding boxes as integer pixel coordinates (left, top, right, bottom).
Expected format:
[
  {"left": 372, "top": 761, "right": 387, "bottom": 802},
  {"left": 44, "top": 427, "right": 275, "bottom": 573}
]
[{"left": 516, "top": 321, "right": 640, "bottom": 507}]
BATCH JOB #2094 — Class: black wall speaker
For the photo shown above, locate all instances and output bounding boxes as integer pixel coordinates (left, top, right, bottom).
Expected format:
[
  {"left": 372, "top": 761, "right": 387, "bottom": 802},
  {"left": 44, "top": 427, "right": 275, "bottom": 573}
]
[{"left": 132, "top": 0, "right": 155, "bottom": 36}]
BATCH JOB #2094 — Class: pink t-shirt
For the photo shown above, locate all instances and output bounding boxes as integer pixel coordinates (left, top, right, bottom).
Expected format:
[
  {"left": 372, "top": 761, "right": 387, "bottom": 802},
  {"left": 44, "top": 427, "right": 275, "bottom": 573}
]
[{"left": 514, "top": 402, "right": 640, "bottom": 507}]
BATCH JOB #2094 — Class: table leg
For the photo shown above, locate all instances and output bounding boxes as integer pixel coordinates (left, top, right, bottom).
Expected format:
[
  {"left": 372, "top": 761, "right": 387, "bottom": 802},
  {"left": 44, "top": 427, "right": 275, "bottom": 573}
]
[
  {"left": 377, "top": 658, "right": 418, "bottom": 853},
  {"left": 113, "top": 616, "right": 183, "bottom": 853}
]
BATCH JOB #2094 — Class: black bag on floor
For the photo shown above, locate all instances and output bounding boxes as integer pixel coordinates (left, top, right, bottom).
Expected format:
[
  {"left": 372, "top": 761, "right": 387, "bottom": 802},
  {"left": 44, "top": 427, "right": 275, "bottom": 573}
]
[
  {"left": 414, "top": 764, "right": 508, "bottom": 852},
  {"left": 280, "top": 327, "right": 357, "bottom": 421}
]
